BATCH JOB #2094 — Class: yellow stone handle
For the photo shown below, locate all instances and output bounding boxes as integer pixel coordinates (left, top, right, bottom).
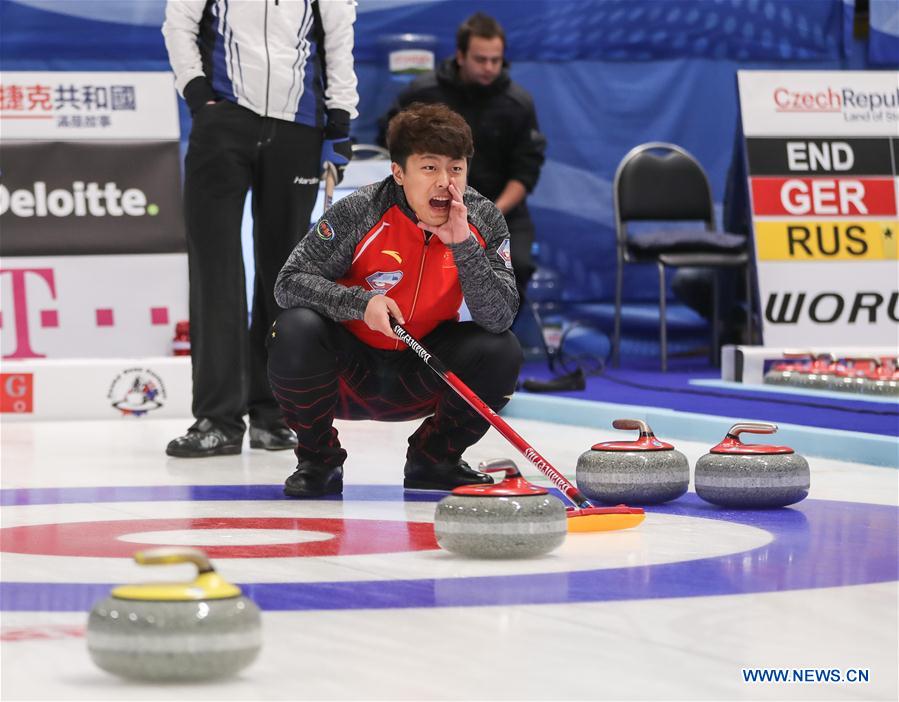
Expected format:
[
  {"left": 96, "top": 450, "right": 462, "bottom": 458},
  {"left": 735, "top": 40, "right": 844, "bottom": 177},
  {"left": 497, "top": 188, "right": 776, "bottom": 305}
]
[{"left": 133, "top": 547, "right": 214, "bottom": 574}]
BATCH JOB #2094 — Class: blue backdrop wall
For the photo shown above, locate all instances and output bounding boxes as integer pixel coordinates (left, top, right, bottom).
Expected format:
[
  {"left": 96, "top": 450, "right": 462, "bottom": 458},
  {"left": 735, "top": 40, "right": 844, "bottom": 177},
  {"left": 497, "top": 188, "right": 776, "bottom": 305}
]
[{"left": 1, "top": 0, "right": 892, "bottom": 307}]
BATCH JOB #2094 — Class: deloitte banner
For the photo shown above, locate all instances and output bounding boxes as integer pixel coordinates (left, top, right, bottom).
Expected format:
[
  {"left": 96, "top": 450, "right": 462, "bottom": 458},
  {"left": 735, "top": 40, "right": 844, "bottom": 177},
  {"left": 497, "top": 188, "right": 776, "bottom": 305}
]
[
  {"left": 1, "top": 71, "right": 185, "bottom": 360},
  {"left": 0, "top": 140, "right": 184, "bottom": 255},
  {"left": 738, "top": 70, "right": 899, "bottom": 347}
]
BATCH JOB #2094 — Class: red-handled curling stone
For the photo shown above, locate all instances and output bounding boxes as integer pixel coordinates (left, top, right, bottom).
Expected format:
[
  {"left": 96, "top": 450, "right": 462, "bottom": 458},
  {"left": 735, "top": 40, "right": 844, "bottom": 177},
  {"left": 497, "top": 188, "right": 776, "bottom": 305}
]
[
  {"left": 576, "top": 419, "right": 689, "bottom": 505},
  {"left": 863, "top": 357, "right": 899, "bottom": 396},
  {"left": 830, "top": 358, "right": 877, "bottom": 393},
  {"left": 433, "top": 458, "right": 567, "bottom": 558},
  {"left": 763, "top": 351, "right": 811, "bottom": 386},
  {"left": 800, "top": 354, "right": 845, "bottom": 390},
  {"left": 695, "top": 423, "right": 809, "bottom": 508}
]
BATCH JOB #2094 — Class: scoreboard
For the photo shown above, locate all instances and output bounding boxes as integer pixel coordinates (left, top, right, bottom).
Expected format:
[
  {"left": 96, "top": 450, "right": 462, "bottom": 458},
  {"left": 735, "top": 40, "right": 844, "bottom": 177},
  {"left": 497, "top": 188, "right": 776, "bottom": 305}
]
[{"left": 738, "top": 71, "right": 899, "bottom": 347}]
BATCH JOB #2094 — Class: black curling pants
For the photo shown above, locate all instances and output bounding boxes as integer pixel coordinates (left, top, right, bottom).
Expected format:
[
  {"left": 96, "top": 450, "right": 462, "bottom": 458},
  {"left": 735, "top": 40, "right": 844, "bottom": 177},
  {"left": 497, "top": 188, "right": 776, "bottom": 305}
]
[
  {"left": 266, "top": 308, "right": 523, "bottom": 468},
  {"left": 183, "top": 100, "right": 322, "bottom": 434}
]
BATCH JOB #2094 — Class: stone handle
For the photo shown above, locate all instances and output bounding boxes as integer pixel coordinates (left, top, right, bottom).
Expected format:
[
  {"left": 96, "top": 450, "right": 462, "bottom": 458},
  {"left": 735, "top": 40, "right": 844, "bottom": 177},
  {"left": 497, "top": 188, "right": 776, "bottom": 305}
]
[
  {"left": 727, "top": 422, "right": 777, "bottom": 438},
  {"left": 478, "top": 458, "right": 521, "bottom": 478},
  {"left": 843, "top": 356, "right": 880, "bottom": 371},
  {"left": 612, "top": 418, "right": 652, "bottom": 434},
  {"left": 782, "top": 350, "right": 812, "bottom": 358},
  {"left": 134, "top": 547, "right": 214, "bottom": 574}
]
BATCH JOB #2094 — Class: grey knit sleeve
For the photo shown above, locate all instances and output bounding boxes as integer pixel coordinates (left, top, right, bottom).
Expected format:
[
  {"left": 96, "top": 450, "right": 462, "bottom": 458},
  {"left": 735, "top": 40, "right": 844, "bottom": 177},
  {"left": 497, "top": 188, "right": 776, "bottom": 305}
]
[
  {"left": 274, "top": 187, "right": 381, "bottom": 321},
  {"left": 449, "top": 189, "right": 519, "bottom": 333}
]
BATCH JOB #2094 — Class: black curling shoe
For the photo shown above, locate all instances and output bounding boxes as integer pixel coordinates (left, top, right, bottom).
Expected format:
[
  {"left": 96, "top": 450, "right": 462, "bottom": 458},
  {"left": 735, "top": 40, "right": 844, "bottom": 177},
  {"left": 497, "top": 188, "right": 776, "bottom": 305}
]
[
  {"left": 165, "top": 419, "right": 243, "bottom": 458},
  {"left": 284, "top": 462, "right": 344, "bottom": 498},
  {"left": 403, "top": 458, "right": 493, "bottom": 491},
  {"left": 249, "top": 424, "right": 297, "bottom": 451}
]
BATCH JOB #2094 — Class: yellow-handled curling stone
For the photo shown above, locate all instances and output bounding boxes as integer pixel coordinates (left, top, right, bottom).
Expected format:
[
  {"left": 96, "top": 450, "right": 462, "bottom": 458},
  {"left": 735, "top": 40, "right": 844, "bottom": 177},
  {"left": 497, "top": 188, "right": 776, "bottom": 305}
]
[{"left": 87, "top": 547, "right": 261, "bottom": 681}]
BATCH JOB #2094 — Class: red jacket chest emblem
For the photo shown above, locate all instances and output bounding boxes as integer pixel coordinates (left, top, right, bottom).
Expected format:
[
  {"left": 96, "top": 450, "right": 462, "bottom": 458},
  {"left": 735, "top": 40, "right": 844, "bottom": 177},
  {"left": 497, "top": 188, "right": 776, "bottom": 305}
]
[{"left": 337, "top": 205, "right": 485, "bottom": 349}]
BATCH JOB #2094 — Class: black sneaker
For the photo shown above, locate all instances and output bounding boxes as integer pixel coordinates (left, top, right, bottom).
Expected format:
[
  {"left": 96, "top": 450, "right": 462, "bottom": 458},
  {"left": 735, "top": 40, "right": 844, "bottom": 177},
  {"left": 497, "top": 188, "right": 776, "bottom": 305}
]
[
  {"left": 520, "top": 368, "right": 586, "bottom": 393},
  {"left": 249, "top": 424, "right": 297, "bottom": 451},
  {"left": 403, "top": 458, "right": 493, "bottom": 491},
  {"left": 165, "top": 419, "right": 243, "bottom": 458},
  {"left": 284, "top": 462, "right": 344, "bottom": 498}
]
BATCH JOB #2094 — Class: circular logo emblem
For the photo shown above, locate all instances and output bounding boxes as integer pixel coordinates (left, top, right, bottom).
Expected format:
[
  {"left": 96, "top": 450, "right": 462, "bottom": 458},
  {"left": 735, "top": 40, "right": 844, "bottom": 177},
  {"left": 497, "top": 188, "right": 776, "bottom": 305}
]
[
  {"left": 107, "top": 367, "right": 166, "bottom": 416},
  {"left": 316, "top": 220, "right": 335, "bottom": 241}
]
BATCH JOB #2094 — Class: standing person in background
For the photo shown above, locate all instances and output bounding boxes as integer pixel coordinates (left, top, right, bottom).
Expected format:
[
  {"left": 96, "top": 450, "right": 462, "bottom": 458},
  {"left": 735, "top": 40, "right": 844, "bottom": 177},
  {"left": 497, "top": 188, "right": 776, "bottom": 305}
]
[
  {"left": 378, "top": 12, "right": 546, "bottom": 307},
  {"left": 162, "top": 0, "right": 358, "bottom": 457}
]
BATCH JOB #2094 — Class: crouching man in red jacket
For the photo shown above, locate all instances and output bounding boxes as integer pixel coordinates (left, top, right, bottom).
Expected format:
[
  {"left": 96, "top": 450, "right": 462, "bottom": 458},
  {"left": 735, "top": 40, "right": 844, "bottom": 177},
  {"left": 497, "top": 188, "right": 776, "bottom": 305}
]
[{"left": 268, "top": 102, "right": 522, "bottom": 497}]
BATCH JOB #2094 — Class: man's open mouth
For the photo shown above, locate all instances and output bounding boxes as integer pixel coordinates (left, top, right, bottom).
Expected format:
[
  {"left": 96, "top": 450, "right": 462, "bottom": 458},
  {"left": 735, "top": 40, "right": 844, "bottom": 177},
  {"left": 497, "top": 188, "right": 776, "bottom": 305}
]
[{"left": 430, "top": 197, "right": 450, "bottom": 210}]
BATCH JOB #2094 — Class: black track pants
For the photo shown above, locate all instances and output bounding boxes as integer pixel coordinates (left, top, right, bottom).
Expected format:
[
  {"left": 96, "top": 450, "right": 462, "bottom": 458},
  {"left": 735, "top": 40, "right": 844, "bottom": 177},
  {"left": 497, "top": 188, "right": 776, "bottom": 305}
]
[
  {"left": 266, "top": 308, "right": 523, "bottom": 468},
  {"left": 183, "top": 100, "right": 322, "bottom": 433}
]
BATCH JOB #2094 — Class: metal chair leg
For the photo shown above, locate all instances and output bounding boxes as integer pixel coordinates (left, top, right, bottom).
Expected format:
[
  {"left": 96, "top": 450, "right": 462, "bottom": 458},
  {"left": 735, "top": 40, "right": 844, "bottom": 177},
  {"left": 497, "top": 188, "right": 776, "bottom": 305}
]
[
  {"left": 710, "top": 270, "right": 719, "bottom": 366},
  {"left": 613, "top": 257, "right": 624, "bottom": 367},
  {"left": 658, "top": 262, "right": 667, "bottom": 372},
  {"left": 528, "top": 301, "right": 555, "bottom": 372},
  {"left": 744, "top": 263, "right": 753, "bottom": 345}
]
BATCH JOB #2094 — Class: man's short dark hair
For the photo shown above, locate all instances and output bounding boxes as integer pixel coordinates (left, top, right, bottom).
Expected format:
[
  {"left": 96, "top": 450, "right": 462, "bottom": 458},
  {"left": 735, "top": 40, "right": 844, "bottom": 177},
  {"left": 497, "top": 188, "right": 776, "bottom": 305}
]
[
  {"left": 456, "top": 12, "right": 506, "bottom": 54},
  {"left": 386, "top": 103, "right": 474, "bottom": 169}
]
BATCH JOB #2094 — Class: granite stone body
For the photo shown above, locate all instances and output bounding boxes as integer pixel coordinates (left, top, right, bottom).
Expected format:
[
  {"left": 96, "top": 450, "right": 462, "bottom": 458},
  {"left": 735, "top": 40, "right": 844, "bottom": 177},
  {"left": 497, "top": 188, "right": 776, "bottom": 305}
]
[
  {"left": 764, "top": 364, "right": 808, "bottom": 386},
  {"left": 801, "top": 371, "right": 836, "bottom": 389},
  {"left": 781, "top": 370, "right": 808, "bottom": 386},
  {"left": 576, "top": 448, "right": 689, "bottom": 504},
  {"left": 694, "top": 452, "right": 810, "bottom": 508},
  {"left": 87, "top": 595, "right": 261, "bottom": 681},
  {"left": 829, "top": 374, "right": 866, "bottom": 393},
  {"left": 792, "top": 357, "right": 840, "bottom": 389},
  {"left": 434, "top": 493, "right": 567, "bottom": 558},
  {"left": 863, "top": 377, "right": 899, "bottom": 396},
  {"left": 763, "top": 369, "right": 791, "bottom": 385}
]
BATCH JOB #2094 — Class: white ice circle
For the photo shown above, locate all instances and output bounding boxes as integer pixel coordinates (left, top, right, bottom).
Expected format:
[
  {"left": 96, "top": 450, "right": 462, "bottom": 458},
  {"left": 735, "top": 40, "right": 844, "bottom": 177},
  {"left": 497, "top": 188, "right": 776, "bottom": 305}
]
[{"left": 3, "top": 500, "right": 778, "bottom": 585}]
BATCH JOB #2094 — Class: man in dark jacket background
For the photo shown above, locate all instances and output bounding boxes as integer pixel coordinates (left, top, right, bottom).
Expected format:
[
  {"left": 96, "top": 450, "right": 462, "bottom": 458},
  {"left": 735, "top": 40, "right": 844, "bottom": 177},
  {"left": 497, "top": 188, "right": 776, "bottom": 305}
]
[{"left": 378, "top": 12, "right": 546, "bottom": 305}]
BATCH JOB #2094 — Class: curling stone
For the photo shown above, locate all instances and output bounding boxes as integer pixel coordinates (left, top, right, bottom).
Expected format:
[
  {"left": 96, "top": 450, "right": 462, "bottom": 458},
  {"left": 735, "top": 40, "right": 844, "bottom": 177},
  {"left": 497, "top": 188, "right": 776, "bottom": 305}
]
[
  {"left": 794, "top": 354, "right": 839, "bottom": 389},
  {"left": 763, "top": 360, "right": 793, "bottom": 386},
  {"left": 434, "top": 459, "right": 567, "bottom": 558},
  {"left": 830, "top": 358, "right": 875, "bottom": 393},
  {"left": 87, "top": 547, "right": 261, "bottom": 681},
  {"left": 862, "top": 358, "right": 899, "bottom": 396},
  {"left": 763, "top": 352, "right": 811, "bottom": 386},
  {"left": 763, "top": 352, "right": 812, "bottom": 386},
  {"left": 807, "top": 355, "right": 845, "bottom": 390},
  {"left": 695, "top": 423, "right": 809, "bottom": 508},
  {"left": 576, "top": 419, "right": 689, "bottom": 504}
]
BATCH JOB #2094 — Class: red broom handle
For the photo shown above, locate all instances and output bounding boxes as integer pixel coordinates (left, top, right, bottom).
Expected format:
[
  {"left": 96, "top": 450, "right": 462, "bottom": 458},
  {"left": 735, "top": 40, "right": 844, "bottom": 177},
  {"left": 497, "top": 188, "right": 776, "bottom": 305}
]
[{"left": 391, "top": 319, "right": 594, "bottom": 510}]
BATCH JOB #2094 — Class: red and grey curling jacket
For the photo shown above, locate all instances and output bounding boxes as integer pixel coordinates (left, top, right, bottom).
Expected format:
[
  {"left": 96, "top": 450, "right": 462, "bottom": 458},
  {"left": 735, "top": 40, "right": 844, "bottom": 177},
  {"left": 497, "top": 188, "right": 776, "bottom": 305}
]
[{"left": 275, "top": 176, "right": 519, "bottom": 350}]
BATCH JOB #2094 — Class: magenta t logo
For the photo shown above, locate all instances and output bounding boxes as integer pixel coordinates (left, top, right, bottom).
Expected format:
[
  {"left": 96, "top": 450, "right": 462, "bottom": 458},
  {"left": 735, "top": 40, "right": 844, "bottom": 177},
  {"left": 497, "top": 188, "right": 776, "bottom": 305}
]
[{"left": 1, "top": 268, "right": 57, "bottom": 359}]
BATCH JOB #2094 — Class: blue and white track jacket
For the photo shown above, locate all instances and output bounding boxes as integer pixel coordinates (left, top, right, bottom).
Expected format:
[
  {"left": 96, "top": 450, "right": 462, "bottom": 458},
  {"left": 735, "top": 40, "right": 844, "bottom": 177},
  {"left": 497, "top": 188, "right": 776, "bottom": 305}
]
[{"left": 163, "top": 0, "right": 358, "bottom": 125}]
